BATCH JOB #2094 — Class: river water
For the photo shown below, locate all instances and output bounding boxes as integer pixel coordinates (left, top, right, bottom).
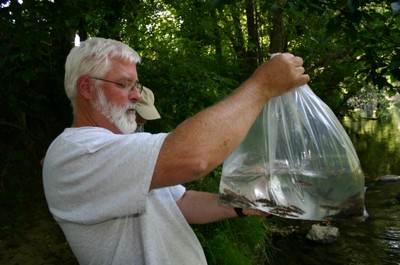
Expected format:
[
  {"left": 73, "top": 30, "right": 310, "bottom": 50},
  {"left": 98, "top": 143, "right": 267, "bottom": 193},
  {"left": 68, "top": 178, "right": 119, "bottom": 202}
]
[{"left": 270, "top": 104, "right": 400, "bottom": 265}]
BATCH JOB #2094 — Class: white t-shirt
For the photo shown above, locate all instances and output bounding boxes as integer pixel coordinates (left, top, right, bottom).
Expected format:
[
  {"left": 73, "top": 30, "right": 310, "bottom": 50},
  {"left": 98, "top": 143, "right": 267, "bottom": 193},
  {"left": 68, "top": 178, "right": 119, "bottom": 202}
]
[{"left": 43, "top": 127, "right": 207, "bottom": 265}]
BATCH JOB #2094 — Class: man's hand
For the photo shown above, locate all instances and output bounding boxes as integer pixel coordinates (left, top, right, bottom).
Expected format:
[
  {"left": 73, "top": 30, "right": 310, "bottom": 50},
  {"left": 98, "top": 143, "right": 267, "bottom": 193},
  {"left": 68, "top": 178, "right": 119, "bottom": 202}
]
[
  {"left": 242, "top": 207, "right": 270, "bottom": 218},
  {"left": 246, "top": 53, "right": 309, "bottom": 100}
]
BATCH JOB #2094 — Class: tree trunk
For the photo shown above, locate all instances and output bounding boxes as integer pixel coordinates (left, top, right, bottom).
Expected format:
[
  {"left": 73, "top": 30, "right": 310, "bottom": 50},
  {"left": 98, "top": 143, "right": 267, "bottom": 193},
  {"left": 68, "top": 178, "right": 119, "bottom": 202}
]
[
  {"left": 230, "top": 5, "right": 247, "bottom": 61},
  {"left": 211, "top": 8, "right": 224, "bottom": 64},
  {"left": 245, "top": 0, "right": 259, "bottom": 68},
  {"left": 269, "top": 0, "right": 286, "bottom": 53}
]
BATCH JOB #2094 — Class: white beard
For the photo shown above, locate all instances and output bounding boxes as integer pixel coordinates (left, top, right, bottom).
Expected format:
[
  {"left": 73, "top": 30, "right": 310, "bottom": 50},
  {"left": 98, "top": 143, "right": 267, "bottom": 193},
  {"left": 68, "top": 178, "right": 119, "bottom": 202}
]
[{"left": 92, "top": 88, "right": 138, "bottom": 134}]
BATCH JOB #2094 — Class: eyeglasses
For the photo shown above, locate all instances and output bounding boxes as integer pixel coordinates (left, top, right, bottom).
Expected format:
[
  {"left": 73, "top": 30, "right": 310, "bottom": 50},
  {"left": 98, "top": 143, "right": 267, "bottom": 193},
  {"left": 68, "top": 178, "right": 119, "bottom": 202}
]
[{"left": 90, "top": 77, "right": 143, "bottom": 93}]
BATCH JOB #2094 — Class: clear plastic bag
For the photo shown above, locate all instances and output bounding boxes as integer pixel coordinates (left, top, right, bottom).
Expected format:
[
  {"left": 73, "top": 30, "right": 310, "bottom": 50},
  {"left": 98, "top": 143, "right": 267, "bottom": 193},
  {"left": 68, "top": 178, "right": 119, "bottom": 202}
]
[{"left": 219, "top": 84, "right": 366, "bottom": 221}]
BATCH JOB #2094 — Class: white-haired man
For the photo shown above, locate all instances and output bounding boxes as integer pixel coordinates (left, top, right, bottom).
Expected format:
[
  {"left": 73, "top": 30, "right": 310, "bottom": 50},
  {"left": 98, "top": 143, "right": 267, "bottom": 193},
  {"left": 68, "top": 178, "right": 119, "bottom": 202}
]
[{"left": 42, "top": 37, "right": 309, "bottom": 265}]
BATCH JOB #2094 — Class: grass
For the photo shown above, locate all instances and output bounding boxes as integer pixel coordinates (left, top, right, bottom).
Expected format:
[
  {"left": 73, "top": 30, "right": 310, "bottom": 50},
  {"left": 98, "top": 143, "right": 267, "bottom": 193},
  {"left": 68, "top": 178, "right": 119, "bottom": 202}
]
[{"left": 186, "top": 167, "right": 277, "bottom": 265}]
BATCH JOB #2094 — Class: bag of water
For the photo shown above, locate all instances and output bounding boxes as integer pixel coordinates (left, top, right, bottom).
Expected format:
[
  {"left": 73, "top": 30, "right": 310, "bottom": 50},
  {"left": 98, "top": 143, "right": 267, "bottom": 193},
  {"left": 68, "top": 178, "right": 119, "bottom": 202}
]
[{"left": 219, "top": 84, "right": 366, "bottom": 221}]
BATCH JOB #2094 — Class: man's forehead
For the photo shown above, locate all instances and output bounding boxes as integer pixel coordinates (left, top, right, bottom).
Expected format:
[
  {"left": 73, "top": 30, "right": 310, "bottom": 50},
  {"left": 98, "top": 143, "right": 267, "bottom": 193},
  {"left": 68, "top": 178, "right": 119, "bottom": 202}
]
[{"left": 106, "top": 59, "right": 138, "bottom": 77}]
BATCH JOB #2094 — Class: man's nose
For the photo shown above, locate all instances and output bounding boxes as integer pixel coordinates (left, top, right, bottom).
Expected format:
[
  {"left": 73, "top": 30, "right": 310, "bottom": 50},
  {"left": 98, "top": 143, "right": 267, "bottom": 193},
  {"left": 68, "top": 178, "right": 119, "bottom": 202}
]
[{"left": 129, "top": 87, "right": 141, "bottom": 101}]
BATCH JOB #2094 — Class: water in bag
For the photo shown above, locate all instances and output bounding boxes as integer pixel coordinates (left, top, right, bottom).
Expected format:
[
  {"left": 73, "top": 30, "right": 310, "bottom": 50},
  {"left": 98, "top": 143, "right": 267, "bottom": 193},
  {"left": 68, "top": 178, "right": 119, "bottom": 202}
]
[{"left": 219, "top": 85, "right": 366, "bottom": 221}]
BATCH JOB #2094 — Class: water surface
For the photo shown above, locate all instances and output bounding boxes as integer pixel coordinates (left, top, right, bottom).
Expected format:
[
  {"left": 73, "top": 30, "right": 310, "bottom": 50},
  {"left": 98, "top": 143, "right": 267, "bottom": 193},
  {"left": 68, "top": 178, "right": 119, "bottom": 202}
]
[{"left": 270, "top": 105, "right": 400, "bottom": 265}]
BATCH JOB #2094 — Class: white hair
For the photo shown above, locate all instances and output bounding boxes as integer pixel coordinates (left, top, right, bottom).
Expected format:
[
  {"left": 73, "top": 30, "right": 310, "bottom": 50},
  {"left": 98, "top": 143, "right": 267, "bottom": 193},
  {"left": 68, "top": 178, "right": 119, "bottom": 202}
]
[
  {"left": 64, "top": 37, "right": 141, "bottom": 110},
  {"left": 92, "top": 87, "right": 138, "bottom": 134}
]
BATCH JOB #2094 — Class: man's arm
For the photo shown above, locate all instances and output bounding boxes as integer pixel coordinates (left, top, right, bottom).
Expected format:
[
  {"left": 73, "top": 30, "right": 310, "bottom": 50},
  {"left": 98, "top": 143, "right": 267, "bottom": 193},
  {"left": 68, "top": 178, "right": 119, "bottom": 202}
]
[
  {"left": 151, "top": 53, "right": 309, "bottom": 189},
  {"left": 176, "top": 191, "right": 268, "bottom": 224}
]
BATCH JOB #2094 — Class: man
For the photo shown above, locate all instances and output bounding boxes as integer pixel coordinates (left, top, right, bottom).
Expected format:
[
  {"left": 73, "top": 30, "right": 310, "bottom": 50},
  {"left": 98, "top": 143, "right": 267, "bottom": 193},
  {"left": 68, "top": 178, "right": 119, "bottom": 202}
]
[
  {"left": 135, "top": 86, "right": 161, "bottom": 132},
  {"left": 42, "top": 37, "right": 309, "bottom": 265}
]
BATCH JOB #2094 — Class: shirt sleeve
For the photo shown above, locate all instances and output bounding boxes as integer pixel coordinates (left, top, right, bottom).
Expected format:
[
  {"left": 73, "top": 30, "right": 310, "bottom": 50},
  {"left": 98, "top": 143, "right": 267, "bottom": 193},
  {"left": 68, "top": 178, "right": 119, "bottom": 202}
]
[
  {"left": 169, "top": 184, "right": 186, "bottom": 201},
  {"left": 43, "top": 128, "right": 168, "bottom": 224}
]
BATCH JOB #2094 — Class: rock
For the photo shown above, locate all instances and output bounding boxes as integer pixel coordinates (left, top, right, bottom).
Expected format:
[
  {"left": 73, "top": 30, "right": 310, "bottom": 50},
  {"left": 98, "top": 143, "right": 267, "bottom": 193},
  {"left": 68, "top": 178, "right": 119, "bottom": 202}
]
[
  {"left": 306, "top": 224, "right": 339, "bottom": 244},
  {"left": 396, "top": 193, "right": 400, "bottom": 203},
  {"left": 377, "top": 175, "right": 400, "bottom": 183}
]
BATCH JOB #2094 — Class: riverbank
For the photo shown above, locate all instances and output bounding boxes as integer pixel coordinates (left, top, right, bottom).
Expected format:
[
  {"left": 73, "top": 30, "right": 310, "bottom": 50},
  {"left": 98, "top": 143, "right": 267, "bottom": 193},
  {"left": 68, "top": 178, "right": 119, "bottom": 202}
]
[{"left": 269, "top": 179, "right": 400, "bottom": 265}]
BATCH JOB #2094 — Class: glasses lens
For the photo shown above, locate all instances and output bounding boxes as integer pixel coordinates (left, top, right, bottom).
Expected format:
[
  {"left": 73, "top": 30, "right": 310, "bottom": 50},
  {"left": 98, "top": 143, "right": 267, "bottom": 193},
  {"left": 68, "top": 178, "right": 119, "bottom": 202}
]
[{"left": 137, "top": 83, "right": 143, "bottom": 93}]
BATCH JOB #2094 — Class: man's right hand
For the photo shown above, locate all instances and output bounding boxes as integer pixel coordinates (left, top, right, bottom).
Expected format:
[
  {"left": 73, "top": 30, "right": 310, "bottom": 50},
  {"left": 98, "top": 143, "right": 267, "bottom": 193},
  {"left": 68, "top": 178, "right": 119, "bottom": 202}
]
[{"left": 246, "top": 53, "right": 309, "bottom": 100}]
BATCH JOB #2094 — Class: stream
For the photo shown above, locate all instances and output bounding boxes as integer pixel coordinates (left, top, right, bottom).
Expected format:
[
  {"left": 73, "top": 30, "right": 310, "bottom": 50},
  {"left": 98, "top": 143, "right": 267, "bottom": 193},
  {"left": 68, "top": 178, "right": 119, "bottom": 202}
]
[{"left": 270, "top": 104, "right": 400, "bottom": 265}]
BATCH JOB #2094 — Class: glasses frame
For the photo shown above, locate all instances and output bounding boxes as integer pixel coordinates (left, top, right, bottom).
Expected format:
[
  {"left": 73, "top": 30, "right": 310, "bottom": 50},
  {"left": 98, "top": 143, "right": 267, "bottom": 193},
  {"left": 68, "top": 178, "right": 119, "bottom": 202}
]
[{"left": 90, "top": 77, "right": 143, "bottom": 93}]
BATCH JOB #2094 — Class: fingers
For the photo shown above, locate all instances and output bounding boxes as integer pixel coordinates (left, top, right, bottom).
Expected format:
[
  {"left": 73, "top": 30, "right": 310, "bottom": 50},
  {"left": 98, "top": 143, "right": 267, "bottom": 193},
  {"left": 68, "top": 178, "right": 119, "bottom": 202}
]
[
  {"left": 283, "top": 53, "right": 309, "bottom": 85},
  {"left": 293, "top": 55, "right": 304, "bottom": 67},
  {"left": 300, "top": 73, "right": 310, "bottom": 84},
  {"left": 295, "top": 65, "right": 309, "bottom": 84},
  {"left": 281, "top": 54, "right": 305, "bottom": 70},
  {"left": 277, "top": 53, "right": 304, "bottom": 67},
  {"left": 250, "top": 53, "right": 309, "bottom": 98},
  {"left": 243, "top": 208, "right": 270, "bottom": 217}
]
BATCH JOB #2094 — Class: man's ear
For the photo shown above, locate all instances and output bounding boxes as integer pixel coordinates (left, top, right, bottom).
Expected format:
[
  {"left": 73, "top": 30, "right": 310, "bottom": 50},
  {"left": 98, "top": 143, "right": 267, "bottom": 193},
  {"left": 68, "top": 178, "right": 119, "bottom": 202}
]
[{"left": 77, "top": 76, "right": 94, "bottom": 99}]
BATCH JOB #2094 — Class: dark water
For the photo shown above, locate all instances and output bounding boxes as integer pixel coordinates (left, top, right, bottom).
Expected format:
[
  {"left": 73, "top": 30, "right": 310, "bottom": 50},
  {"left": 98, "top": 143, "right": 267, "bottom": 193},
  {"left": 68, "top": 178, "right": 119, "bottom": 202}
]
[{"left": 271, "top": 105, "right": 400, "bottom": 265}]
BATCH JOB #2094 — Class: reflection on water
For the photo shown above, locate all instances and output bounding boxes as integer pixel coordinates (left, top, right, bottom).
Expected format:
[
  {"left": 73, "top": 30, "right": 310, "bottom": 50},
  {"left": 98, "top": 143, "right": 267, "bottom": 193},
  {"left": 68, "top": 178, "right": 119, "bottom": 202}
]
[
  {"left": 271, "top": 104, "right": 400, "bottom": 265},
  {"left": 342, "top": 104, "right": 400, "bottom": 179}
]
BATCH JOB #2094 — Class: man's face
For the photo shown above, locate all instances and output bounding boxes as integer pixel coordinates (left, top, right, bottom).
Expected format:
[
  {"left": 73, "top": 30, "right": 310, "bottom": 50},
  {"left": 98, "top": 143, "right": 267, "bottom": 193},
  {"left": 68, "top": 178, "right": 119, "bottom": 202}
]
[
  {"left": 92, "top": 87, "right": 138, "bottom": 134},
  {"left": 90, "top": 58, "right": 140, "bottom": 134}
]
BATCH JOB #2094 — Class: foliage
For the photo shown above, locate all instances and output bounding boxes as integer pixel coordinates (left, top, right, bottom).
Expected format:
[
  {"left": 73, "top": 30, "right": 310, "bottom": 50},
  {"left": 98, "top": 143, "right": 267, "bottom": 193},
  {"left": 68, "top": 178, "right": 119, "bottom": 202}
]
[
  {"left": 193, "top": 217, "right": 273, "bottom": 265},
  {"left": 186, "top": 167, "right": 275, "bottom": 264},
  {"left": 280, "top": 0, "right": 400, "bottom": 112}
]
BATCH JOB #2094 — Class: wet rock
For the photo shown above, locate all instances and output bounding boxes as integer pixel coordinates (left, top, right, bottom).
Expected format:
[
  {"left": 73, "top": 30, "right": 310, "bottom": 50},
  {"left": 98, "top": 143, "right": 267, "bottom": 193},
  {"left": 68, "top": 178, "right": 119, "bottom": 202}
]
[
  {"left": 377, "top": 175, "right": 400, "bottom": 183},
  {"left": 306, "top": 224, "right": 339, "bottom": 244}
]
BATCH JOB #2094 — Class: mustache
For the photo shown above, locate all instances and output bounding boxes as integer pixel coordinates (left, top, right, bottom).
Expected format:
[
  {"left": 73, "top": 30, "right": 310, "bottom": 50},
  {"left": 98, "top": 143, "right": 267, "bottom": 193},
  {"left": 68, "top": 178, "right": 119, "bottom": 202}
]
[{"left": 125, "top": 103, "right": 137, "bottom": 111}]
